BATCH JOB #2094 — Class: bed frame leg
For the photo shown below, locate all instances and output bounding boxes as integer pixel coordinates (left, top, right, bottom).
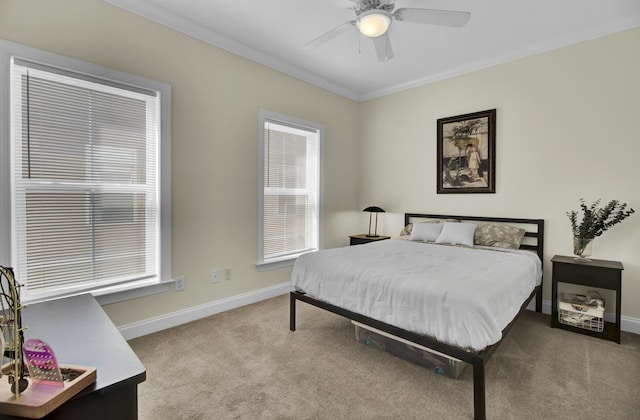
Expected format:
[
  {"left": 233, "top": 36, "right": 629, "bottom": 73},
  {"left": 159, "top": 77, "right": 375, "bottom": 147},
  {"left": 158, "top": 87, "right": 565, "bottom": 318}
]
[
  {"left": 472, "top": 359, "right": 486, "bottom": 420},
  {"left": 290, "top": 292, "right": 296, "bottom": 331},
  {"left": 536, "top": 288, "right": 542, "bottom": 313}
]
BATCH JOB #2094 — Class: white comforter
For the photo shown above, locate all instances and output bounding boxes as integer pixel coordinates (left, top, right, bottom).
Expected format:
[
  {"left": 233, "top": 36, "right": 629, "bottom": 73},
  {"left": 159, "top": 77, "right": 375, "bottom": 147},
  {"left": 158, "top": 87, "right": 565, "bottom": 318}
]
[{"left": 291, "top": 239, "right": 542, "bottom": 351}]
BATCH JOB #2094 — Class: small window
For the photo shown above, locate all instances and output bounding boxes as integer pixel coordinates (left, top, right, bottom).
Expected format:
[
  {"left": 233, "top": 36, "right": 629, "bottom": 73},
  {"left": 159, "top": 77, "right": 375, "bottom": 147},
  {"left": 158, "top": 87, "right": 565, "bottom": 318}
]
[{"left": 258, "top": 110, "right": 322, "bottom": 268}]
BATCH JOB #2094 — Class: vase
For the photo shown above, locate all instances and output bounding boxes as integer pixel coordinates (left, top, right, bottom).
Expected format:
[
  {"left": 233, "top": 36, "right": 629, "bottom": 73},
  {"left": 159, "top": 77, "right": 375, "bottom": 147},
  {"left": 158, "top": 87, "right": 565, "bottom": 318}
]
[{"left": 573, "top": 236, "right": 593, "bottom": 260}]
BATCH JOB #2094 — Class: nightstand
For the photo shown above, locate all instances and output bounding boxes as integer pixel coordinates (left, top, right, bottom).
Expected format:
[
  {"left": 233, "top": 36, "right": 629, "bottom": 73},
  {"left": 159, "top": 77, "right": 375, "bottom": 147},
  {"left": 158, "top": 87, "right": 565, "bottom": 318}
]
[
  {"left": 551, "top": 255, "right": 623, "bottom": 343},
  {"left": 349, "top": 234, "right": 391, "bottom": 246}
]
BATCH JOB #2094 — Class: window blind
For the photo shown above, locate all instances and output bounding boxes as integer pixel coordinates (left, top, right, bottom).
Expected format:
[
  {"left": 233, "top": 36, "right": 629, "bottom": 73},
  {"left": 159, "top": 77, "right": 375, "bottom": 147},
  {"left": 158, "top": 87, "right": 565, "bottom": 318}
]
[
  {"left": 262, "top": 120, "right": 319, "bottom": 262},
  {"left": 11, "top": 60, "right": 160, "bottom": 299}
]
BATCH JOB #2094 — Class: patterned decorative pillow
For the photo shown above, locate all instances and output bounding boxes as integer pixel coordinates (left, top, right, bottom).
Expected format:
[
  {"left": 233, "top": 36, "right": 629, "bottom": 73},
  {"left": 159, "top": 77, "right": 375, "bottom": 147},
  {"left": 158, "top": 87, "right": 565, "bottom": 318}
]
[
  {"left": 474, "top": 223, "right": 526, "bottom": 249},
  {"left": 399, "top": 223, "right": 413, "bottom": 237}
]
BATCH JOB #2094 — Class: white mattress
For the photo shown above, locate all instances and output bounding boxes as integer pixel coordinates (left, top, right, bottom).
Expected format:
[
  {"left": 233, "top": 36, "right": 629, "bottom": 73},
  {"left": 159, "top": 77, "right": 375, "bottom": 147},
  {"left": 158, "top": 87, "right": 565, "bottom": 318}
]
[{"left": 291, "top": 239, "right": 542, "bottom": 351}]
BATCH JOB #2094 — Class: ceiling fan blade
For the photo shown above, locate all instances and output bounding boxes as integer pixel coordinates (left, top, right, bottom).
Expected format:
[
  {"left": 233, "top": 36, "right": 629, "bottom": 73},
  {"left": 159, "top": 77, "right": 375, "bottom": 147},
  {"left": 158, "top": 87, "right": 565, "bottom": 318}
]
[
  {"left": 372, "top": 33, "right": 393, "bottom": 62},
  {"left": 302, "top": 21, "right": 356, "bottom": 50},
  {"left": 394, "top": 8, "right": 471, "bottom": 27}
]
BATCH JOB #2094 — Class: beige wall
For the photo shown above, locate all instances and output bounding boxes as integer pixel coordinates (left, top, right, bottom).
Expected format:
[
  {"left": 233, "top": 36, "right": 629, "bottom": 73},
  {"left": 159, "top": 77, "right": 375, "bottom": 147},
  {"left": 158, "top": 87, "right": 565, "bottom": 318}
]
[
  {"left": 2, "top": 1, "right": 639, "bottom": 325},
  {"left": 359, "top": 27, "right": 640, "bottom": 319},
  {"left": 0, "top": 0, "right": 360, "bottom": 326}
]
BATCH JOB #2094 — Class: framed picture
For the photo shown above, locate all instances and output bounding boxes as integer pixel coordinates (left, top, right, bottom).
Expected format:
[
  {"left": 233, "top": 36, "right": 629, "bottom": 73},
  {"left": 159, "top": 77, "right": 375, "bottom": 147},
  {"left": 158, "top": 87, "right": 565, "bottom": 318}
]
[{"left": 436, "top": 109, "right": 496, "bottom": 194}]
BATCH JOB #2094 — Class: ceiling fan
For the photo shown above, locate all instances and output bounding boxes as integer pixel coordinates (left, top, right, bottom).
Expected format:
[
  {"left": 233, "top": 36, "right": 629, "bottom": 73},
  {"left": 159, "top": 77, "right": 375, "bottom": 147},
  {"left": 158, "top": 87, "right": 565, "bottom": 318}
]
[{"left": 303, "top": 0, "right": 470, "bottom": 61}]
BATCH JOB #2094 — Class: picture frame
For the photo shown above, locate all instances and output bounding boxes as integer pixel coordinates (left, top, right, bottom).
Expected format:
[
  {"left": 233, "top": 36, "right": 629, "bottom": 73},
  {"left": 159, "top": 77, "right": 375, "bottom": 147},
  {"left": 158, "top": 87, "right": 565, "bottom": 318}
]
[{"left": 436, "top": 109, "right": 496, "bottom": 194}]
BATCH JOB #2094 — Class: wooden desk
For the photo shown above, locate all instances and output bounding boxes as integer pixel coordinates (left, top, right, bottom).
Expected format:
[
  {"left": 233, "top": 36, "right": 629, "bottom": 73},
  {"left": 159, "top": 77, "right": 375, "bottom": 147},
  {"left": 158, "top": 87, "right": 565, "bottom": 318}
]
[{"left": 1, "top": 294, "right": 146, "bottom": 420}]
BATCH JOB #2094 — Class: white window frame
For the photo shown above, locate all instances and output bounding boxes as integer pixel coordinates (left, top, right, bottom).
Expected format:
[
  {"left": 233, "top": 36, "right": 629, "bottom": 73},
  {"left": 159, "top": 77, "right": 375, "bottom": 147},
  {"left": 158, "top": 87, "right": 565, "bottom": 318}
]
[
  {"left": 257, "top": 109, "right": 323, "bottom": 270},
  {"left": 0, "top": 40, "right": 172, "bottom": 304}
]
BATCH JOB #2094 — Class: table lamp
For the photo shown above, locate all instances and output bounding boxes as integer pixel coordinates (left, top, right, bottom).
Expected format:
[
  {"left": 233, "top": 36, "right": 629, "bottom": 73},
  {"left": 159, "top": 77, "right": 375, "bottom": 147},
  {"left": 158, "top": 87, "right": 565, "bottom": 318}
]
[{"left": 363, "top": 206, "right": 385, "bottom": 237}]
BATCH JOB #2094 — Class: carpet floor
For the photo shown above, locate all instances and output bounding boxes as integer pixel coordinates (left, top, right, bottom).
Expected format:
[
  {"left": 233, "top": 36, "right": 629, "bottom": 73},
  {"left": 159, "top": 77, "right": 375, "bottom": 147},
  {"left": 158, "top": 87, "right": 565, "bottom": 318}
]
[{"left": 128, "top": 294, "right": 640, "bottom": 420}]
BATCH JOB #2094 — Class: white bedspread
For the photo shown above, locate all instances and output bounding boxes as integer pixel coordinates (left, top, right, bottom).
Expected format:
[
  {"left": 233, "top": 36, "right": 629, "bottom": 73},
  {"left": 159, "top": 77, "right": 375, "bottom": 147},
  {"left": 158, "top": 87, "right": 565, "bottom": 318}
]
[{"left": 291, "top": 239, "right": 542, "bottom": 351}]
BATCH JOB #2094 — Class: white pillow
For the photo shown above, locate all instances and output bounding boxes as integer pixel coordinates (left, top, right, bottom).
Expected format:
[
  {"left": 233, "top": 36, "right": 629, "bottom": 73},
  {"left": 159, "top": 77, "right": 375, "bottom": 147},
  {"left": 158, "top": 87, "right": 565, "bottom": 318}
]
[
  {"left": 409, "top": 222, "right": 443, "bottom": 242},
  {"left": 435, "top": 222, "right": 478, "bottom": 247}
]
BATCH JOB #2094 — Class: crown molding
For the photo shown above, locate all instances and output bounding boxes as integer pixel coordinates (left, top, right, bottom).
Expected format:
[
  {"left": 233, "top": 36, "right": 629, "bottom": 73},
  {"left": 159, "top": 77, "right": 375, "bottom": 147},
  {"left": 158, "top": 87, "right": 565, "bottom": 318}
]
[
  {"left": 104, "top": 1, "right": 640, "bottom": 102},
  {"left": 103, "top": 0, "right": 361, "bottom": 100}
]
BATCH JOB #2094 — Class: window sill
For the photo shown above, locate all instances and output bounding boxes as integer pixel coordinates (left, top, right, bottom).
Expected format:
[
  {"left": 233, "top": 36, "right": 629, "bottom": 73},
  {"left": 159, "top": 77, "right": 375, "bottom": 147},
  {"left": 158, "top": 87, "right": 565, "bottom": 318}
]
[
  {"left": 257, "top": 248, "right": 319, "bottom": 271},
  {"left": 256, "top": 257, "right": 296, "bottom": 271},
  {"left": 93, "top": 279, "right": 173, "bottom": 305},
  {"left": 22, "top": 278, "right": 173, "bottom": 306}
]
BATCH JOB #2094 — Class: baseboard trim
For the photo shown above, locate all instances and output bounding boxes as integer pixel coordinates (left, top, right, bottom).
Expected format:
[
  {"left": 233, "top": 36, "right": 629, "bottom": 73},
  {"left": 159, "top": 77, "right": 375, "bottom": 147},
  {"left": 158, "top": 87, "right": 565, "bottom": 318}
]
[
  {"left": 120, "top": 287, "right": 640, "bottom": 341},
  {"left": 530, "top": 299, "right": 640, "bottom": 335},
  {"left": 620, "top": 315, "right": 640, "bottom": 335},
  {"left": 118, "top": 282, "right": 292, "bottom": 340}
]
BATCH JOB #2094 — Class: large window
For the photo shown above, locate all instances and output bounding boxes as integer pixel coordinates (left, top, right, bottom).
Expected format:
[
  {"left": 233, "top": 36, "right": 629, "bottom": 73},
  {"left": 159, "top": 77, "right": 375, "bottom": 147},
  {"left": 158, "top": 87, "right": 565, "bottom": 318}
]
[
  {"left": 258, "top": 110, "right": 322, "bottom": 268},
  {"left": 0, "top": 41, "right": 171, "bottom": 303}
]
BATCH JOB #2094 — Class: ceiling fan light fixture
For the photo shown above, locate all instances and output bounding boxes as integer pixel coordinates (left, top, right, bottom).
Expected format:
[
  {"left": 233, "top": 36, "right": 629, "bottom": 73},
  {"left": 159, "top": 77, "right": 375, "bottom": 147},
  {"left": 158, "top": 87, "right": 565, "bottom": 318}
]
[{"left": 357, "top": 11, "right": 391, "bottom": 38}]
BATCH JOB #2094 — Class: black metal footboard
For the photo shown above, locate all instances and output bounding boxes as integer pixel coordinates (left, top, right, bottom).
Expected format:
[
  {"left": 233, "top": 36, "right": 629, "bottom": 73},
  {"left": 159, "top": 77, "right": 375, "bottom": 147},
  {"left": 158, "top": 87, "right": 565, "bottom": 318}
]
[{"left": 289, "top": 285, "right": 541, "bottom": 420}]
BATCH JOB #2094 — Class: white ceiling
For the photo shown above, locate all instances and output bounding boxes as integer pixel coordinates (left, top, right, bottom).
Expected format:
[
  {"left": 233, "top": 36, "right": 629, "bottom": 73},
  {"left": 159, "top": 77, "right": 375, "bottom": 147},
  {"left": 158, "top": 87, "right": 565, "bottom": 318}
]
[{"left": 105, "top": 0, "right": 640, "bottom": 101}]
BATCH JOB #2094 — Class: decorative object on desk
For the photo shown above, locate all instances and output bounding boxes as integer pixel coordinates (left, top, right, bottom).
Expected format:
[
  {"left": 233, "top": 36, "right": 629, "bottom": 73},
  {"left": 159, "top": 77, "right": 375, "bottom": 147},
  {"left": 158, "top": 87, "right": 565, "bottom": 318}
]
[
  {"left": 0, "top": 269, "right": 98, "bottom": 418},
  {"left": 0, "top": 265, "right": 29, "bottom": 397},
  {"left": 363, "top": 206, "right": 385, "bottom": 237},
  {"left": 0, "top": 325, "right": 5, "bottom": 371},
  {"left": 436, "top": 109, "right": 496, "bottom": 194},
  {"left": 567, "top": 199, "right": 635, "bottom": 260},
  {"left": 23, "top": 339, "right": 64, "bottom": 387}
]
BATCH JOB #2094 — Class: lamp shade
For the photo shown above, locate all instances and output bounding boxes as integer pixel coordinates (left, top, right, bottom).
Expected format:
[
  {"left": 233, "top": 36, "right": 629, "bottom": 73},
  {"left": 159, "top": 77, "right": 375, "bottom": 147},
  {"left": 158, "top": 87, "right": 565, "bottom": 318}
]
[
  {"left": 363, "top": 206, "right": 385, "bottom": 213},
  {"left": 357, "top": 11, "right": 391, "bottom": 38}
]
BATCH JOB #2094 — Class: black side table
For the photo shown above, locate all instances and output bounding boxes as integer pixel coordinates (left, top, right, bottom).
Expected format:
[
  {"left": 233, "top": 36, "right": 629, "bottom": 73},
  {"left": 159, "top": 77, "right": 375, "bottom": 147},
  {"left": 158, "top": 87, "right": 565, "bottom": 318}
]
[
  {"left": 551, "top": 255, "right": 623, "bottom": 343},
  {"left": 349, "top": 234, "right": 391, "bottom": 246}
]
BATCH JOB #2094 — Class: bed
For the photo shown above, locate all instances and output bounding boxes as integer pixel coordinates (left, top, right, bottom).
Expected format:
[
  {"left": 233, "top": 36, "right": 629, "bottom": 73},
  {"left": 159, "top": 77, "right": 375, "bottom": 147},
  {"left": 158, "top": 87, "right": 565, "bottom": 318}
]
[{"left": 289, "top": 213, "right": 544, "bottom": 420}]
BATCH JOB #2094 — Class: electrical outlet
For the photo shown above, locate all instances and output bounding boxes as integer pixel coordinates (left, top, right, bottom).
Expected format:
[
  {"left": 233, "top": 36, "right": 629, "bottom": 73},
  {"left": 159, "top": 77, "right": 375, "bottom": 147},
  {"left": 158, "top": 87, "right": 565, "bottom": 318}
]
[
  {"left": 224, "top": 268, "right": 232, "bottom": 281},
  {"left": 174, "top": 276, "right": 185, "bottom": 292},
  {"left": 211, "top": 269, "right": 220, "bottom": 284}
]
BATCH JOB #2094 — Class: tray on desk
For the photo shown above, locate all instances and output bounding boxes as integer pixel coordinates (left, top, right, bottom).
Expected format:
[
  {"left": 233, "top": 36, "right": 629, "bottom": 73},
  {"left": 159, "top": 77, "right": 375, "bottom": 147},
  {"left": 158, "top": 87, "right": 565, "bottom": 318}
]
[{"left": 0, "top": 364, "right": 96, "bottom": 419}]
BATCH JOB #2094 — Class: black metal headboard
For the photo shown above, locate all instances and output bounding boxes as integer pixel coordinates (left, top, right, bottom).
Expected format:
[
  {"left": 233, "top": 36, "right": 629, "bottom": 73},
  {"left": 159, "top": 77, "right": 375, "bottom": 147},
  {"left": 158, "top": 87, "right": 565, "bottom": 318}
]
[{"left": 404, "top": 213, "right": 545, "bottom": 263}]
